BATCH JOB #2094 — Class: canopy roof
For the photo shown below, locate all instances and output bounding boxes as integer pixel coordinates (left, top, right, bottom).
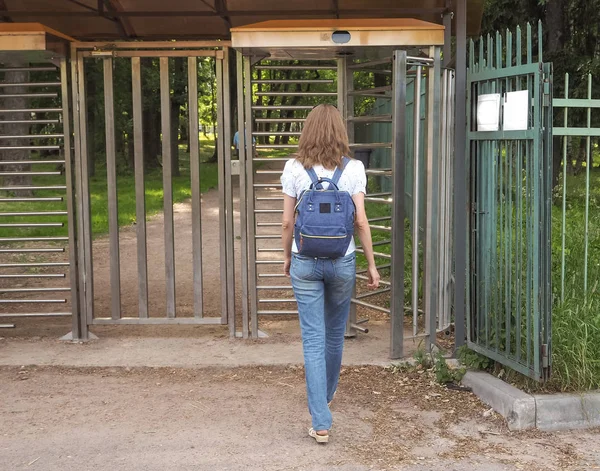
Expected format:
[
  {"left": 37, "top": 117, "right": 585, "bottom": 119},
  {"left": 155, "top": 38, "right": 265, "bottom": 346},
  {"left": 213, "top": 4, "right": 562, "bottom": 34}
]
[
  {"left": 0, "top": 0, "right": 484, "bottom": 41},
  {"left": 231, "top": 19, "right": 445, "bottom": 60}
]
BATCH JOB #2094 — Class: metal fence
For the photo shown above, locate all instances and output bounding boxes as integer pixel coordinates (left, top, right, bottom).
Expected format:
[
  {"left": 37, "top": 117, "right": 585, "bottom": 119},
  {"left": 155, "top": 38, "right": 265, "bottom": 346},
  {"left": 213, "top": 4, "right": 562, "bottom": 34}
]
[
  {"left": 466, "top": 23, "right": 553, "bottom": 381},
  {"left": 0, "top": 59, "right": 79, "bottom": 333},
  {"left": 70, "top": 42, "right": 233, "bottom": 336},
  {"left": 553, "top": 73, "right": 600, "bottom": 303}
]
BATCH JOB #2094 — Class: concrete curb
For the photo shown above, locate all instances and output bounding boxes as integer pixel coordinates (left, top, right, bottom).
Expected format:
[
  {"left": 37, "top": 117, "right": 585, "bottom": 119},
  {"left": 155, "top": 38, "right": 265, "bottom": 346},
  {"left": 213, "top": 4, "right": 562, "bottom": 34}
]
[
  {"left": 461, "top": 371, "right": 536, "bottom": 430},
  {"left": 462, "top": 371, "right": 600, "bottom": 431}
]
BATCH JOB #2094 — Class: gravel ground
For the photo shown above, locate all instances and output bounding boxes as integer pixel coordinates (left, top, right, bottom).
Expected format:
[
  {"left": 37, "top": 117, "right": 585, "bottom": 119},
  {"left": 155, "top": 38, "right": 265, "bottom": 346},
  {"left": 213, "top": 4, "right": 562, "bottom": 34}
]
[{"left": 1, "top": 365, "right": 599, "bottom": 471}]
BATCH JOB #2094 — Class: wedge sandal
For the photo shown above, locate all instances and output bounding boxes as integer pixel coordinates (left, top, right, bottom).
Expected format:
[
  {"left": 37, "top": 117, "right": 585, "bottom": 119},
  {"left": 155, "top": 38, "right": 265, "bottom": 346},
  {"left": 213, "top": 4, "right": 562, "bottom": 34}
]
[{"left": 308, "top": 427, "right": 329, "bottom": 444}]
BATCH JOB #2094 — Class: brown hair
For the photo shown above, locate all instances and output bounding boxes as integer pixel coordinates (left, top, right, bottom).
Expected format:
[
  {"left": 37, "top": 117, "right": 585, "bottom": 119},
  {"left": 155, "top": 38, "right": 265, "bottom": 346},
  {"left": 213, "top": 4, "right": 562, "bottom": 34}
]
[{"left": 295, "top": 104, "right": 351, "bottom": 170}]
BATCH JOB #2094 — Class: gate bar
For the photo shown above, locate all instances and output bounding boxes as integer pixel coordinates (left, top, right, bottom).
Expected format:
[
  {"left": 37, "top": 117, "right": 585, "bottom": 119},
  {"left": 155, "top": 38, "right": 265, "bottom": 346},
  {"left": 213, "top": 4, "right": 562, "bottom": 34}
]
[
  {"left": 223, "top": 51, "right": 236, "bottom": 333},
  {"left": 0, "top": 223, "right": 63, "bottom": 227},
  {"left": 0, "top": 119, "right": 59, "bottom": 124},
  {"left": 0, "top": 312, "right": 70, "bottom": 317},
  {"left": 0, "top": 274, "right": 66, "bottom": 278},
  {"left": 0, "top": 134, "right": 64, "bottom": 139},
  {"left": 187, "top": 56, "right": 204, "bottom": 319},
  {"left": 160, "top": 57, "right": 176, "bottom": 318},
  {"left": 424, "top": 46, "right": 442, "bottom": 350},
  {"left": 255, "top": 65, "right": 336, "bottom": 70},
  {"left": 0, "top": 108, "right": 62, "bottom": 113},
  {"left": 0, "top": 93, "right": 58, "bottom": 98},
  {"left": 255, "top": 118, "right": 306, "bottom": 123},
  {"left": 0, "top": 299, "right": 66, "bottom": 304},
  {"left": 0, "top": 211, "right": 67, "bottom": 216},
  {"left": 0, "top": 262, "right": 69, "bottom": 268},
  {"left": 390, "top": 50, "right": 408, "bottom": 359},
  {"left": 244, "top": 56, "right": 259, "bottom": 338},
  {"left": 0, "top": 161, "right": 65, "bottom": 165},
  {"left": 132, "top": 57, "right": 149, "bottom": 319},
  {"left": 0, "top": 82, "right": 61, "bottom": 88},
  {"left": 237, "top": 51, "right": 249, "bottom": 338},
  {"left": 412, "top": 65, "right": 422, "bottom": 337},
  {"left": 0, "top": 248, "right": 65, "bottom": 253},
  {"left": 73, "top": 50, "right": 94, "bottom": 327},
  {"left": 0, "top": 67, "right": 56, "bottom": 72},
  {"left": 216, "top": 55, "right": 229, "bottom": 326},
  {"left": 60, "top": 58, "right": 82, "bottom": 340},
  {"left": 0, "top": 146, "right": 60, "bottom": 150},
  {"left": 0, "top": 175, "right": 63, "bottom": 179},
  {"left": 103, "top": 57, "right": 122, "bottom": 321}
]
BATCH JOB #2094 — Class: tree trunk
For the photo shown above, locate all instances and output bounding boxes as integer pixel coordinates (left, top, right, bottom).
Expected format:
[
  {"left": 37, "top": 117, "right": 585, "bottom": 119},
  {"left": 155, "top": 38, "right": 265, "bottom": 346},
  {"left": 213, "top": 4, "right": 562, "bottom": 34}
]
[
  {"left": 169, "top": 58, "right": 186, "bottom": 177},
  {"left": 181, "top": 111, "right": 189, "bottom": 153},
  {"left": 127, "top": 131, "right": 135, "bottom": 170},
  {"left": 85, "top": 65, "right": 97, "bottom": 177},
  {"left": 143, "top": 106, "right": 161, "bottom": 170},
  {"left": 170, "top": 98, "right": 181, "bottom": 177},
  {"left": 0, "top": 60, "right": 32, "bottom": 196},
  {"left": 545, "top": 0, "right": 567, "bottom": 189}
]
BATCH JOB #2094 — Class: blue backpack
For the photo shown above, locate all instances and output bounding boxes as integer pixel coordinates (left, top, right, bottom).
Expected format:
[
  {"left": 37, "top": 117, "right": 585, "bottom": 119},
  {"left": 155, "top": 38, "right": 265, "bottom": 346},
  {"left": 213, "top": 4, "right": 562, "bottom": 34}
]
[{"left": 294, "top": 157, "right": 356, "bottom": 259}]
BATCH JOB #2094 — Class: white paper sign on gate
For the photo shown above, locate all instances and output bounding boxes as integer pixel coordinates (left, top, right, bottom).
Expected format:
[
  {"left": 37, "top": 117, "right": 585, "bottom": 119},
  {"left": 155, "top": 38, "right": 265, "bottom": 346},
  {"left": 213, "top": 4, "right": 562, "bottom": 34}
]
[
  {"left": 502, "top": 90, "right": 529, "bottom": 131},
  {"left": 477, "top": 93, "right": 501, "bottom": 132}
]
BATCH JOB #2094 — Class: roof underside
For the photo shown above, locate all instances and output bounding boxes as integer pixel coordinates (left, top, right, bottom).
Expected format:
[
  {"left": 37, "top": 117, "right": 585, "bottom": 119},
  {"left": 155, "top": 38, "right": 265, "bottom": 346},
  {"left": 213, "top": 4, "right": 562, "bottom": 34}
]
[
  {"left": 231, "top": 19, "right": 446, "bottom": 60},
  {"left": 0, "top": 1, "right": 484, "bottom": 41}
]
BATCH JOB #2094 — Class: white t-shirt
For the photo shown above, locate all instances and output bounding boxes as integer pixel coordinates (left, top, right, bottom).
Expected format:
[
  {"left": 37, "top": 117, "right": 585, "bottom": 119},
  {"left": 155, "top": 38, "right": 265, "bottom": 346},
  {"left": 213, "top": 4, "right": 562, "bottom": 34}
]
[{"left": 280, "top": 158, "right": 367, "bottom": 255}]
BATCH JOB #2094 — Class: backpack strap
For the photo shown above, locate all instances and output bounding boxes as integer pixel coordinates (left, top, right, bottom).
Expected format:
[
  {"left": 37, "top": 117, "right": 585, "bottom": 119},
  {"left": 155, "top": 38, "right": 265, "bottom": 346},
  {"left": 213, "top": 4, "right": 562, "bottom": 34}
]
[
  {"left": 331, "top": 157, "right": 350, "bottom": 186},
  {"left": 305, "top": 166, "right": 327, "bottom": 190}
]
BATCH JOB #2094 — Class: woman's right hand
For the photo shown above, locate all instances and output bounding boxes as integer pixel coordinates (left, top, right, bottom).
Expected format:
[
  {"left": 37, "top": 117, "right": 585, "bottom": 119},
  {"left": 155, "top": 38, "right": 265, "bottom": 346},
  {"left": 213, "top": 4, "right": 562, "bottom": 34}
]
[{"left": 367, "top": 265, "right": 380, "bottom": 290}]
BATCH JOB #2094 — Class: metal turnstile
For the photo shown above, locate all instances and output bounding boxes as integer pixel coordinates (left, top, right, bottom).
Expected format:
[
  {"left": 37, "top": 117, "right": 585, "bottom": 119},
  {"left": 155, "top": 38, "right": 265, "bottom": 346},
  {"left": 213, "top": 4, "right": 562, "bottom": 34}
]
[
  {"left": 236, "top": 43, "right": 454, "bottom": 358},
  {"left": 0, "top": 59, "right": 79, "bottom": 333}
]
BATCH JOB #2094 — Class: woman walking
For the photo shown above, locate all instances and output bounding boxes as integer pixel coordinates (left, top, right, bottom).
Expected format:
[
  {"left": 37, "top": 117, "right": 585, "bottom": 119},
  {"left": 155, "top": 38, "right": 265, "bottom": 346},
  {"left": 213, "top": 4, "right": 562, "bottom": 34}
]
[{"left": 281, "top": 104, "right": 380, "bottom": 444}]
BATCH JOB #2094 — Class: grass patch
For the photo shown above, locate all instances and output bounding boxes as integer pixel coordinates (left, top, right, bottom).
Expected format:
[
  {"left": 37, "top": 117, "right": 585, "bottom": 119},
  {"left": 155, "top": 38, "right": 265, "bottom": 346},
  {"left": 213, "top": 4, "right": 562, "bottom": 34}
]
[
  {"left": 465, "top": 162, "right": 600, "bottom": 392},
  {"left": 1, "top": 135, "right": 218, "bottom": 239}
]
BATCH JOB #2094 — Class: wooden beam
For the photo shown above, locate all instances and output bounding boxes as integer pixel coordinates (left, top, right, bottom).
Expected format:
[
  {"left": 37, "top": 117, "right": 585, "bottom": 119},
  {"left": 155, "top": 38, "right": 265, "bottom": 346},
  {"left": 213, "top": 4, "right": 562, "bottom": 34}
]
[
  {"left": 0, "top": 0, "right": 12, "bottom": 23},
  {"left": 65, "top": 0, "right": 98, "bottom": 13},
  {"left": 215, "top": 0, "right": 232, "bottom": 29},
  {"left": 104, "top": 0, "right": 136, "bottom": 38}
]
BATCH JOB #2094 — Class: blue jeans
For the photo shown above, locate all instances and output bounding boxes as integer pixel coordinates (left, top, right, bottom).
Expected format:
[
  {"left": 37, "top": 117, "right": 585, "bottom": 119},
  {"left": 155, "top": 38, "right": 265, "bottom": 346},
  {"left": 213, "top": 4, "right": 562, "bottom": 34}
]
[{"left": 290, "top": 252, "right": 356, "bottom": 431}]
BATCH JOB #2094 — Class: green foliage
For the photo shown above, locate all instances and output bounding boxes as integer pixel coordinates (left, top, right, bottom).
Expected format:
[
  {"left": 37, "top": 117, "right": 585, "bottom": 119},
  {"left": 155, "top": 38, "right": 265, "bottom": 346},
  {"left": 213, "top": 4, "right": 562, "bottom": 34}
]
[
  {"left": 457, "top": 346, "right": 495, "bottom": 371},
  {"left": 412, "top": 350, "right": 467, "bottom": 385},
  {"left": 550, "top": 296, "right": 600, "bottom": 391},
  {"left": 481, "top": 0, "right": 600, "bottom": 126},
  {"left": 413, "top": 348, "right": 433, "bottom": 369},
  {"left": 434, "top": 352, "right": 457, "bottom": 384}
]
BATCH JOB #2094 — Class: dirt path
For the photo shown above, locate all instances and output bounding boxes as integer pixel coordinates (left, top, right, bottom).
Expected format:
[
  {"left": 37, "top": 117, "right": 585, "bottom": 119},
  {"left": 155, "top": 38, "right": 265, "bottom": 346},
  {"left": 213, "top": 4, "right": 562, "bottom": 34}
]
[
  {"left": 1, "top": 365, "right": 598, "bottom": 471},
  {"left": 3, "top": 179, "right": 419, "bottom": 360}
]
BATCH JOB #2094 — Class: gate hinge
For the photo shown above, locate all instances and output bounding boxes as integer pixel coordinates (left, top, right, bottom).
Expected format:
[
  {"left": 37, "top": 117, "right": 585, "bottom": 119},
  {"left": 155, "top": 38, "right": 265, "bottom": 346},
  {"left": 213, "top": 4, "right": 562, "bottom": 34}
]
[
  {"left": 543, "top": 81, "right": 551, "bottom": 106},
  {"left": 541, "top": 343, "right": 549, "bottom": 368}
]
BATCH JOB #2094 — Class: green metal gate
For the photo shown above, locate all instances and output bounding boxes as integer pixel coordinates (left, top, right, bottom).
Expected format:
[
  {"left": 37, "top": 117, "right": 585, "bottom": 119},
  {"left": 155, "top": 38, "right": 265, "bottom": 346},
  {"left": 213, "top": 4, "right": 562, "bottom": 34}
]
[{"left": 467, "top": 24, "right": 553, "bottom": 381}]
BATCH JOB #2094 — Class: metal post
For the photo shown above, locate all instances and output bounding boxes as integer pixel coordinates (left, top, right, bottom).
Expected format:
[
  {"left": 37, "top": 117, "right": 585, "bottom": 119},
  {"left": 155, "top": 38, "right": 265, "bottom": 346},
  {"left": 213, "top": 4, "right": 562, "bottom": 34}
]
[
  {"left": 74, "top": 50, "right": 94, "bottom": 327},
  {"left": 244, "top": 57, "right": 259, "bottom": 337},
  {"left": 216, "top": 55, "right": 229, "bottom": 326},
  {"left": 61, "top": 57, "right": 85, "bottom": 340},
  {"left": 237, "top": 51, "right": 250, "bottom": 338},
  {"left": 223, "top": 49, "right": 236, "bottom": 335},
  {"left": 443, "top": 10, "right": 452, "bottom": 68},
  {"left": 424, "top": 47, "right": 442, "bottom": 350},
  {"left": 160, "top": 57, "right": 176, "bottom": 318},
  {"left": 390, "top": 50, "right": 407, "bottom": 359},
  {"left": 412, "top": 66, "right": 422, "bottom": 338},
  {"left": 103, "top": 57, "right": 122, "bottom": 320},
  {"left": 454, "top": 0, "right": 468, "bottom": 350},
  {"left": 132, "top": 57, "right": 149, "bottom": 319},
  {"left": 188, "top": 56, "right": 204, "bottom": 319},
  {"left": 343, "top": 56, "right": 358, "bottom": 338}
]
